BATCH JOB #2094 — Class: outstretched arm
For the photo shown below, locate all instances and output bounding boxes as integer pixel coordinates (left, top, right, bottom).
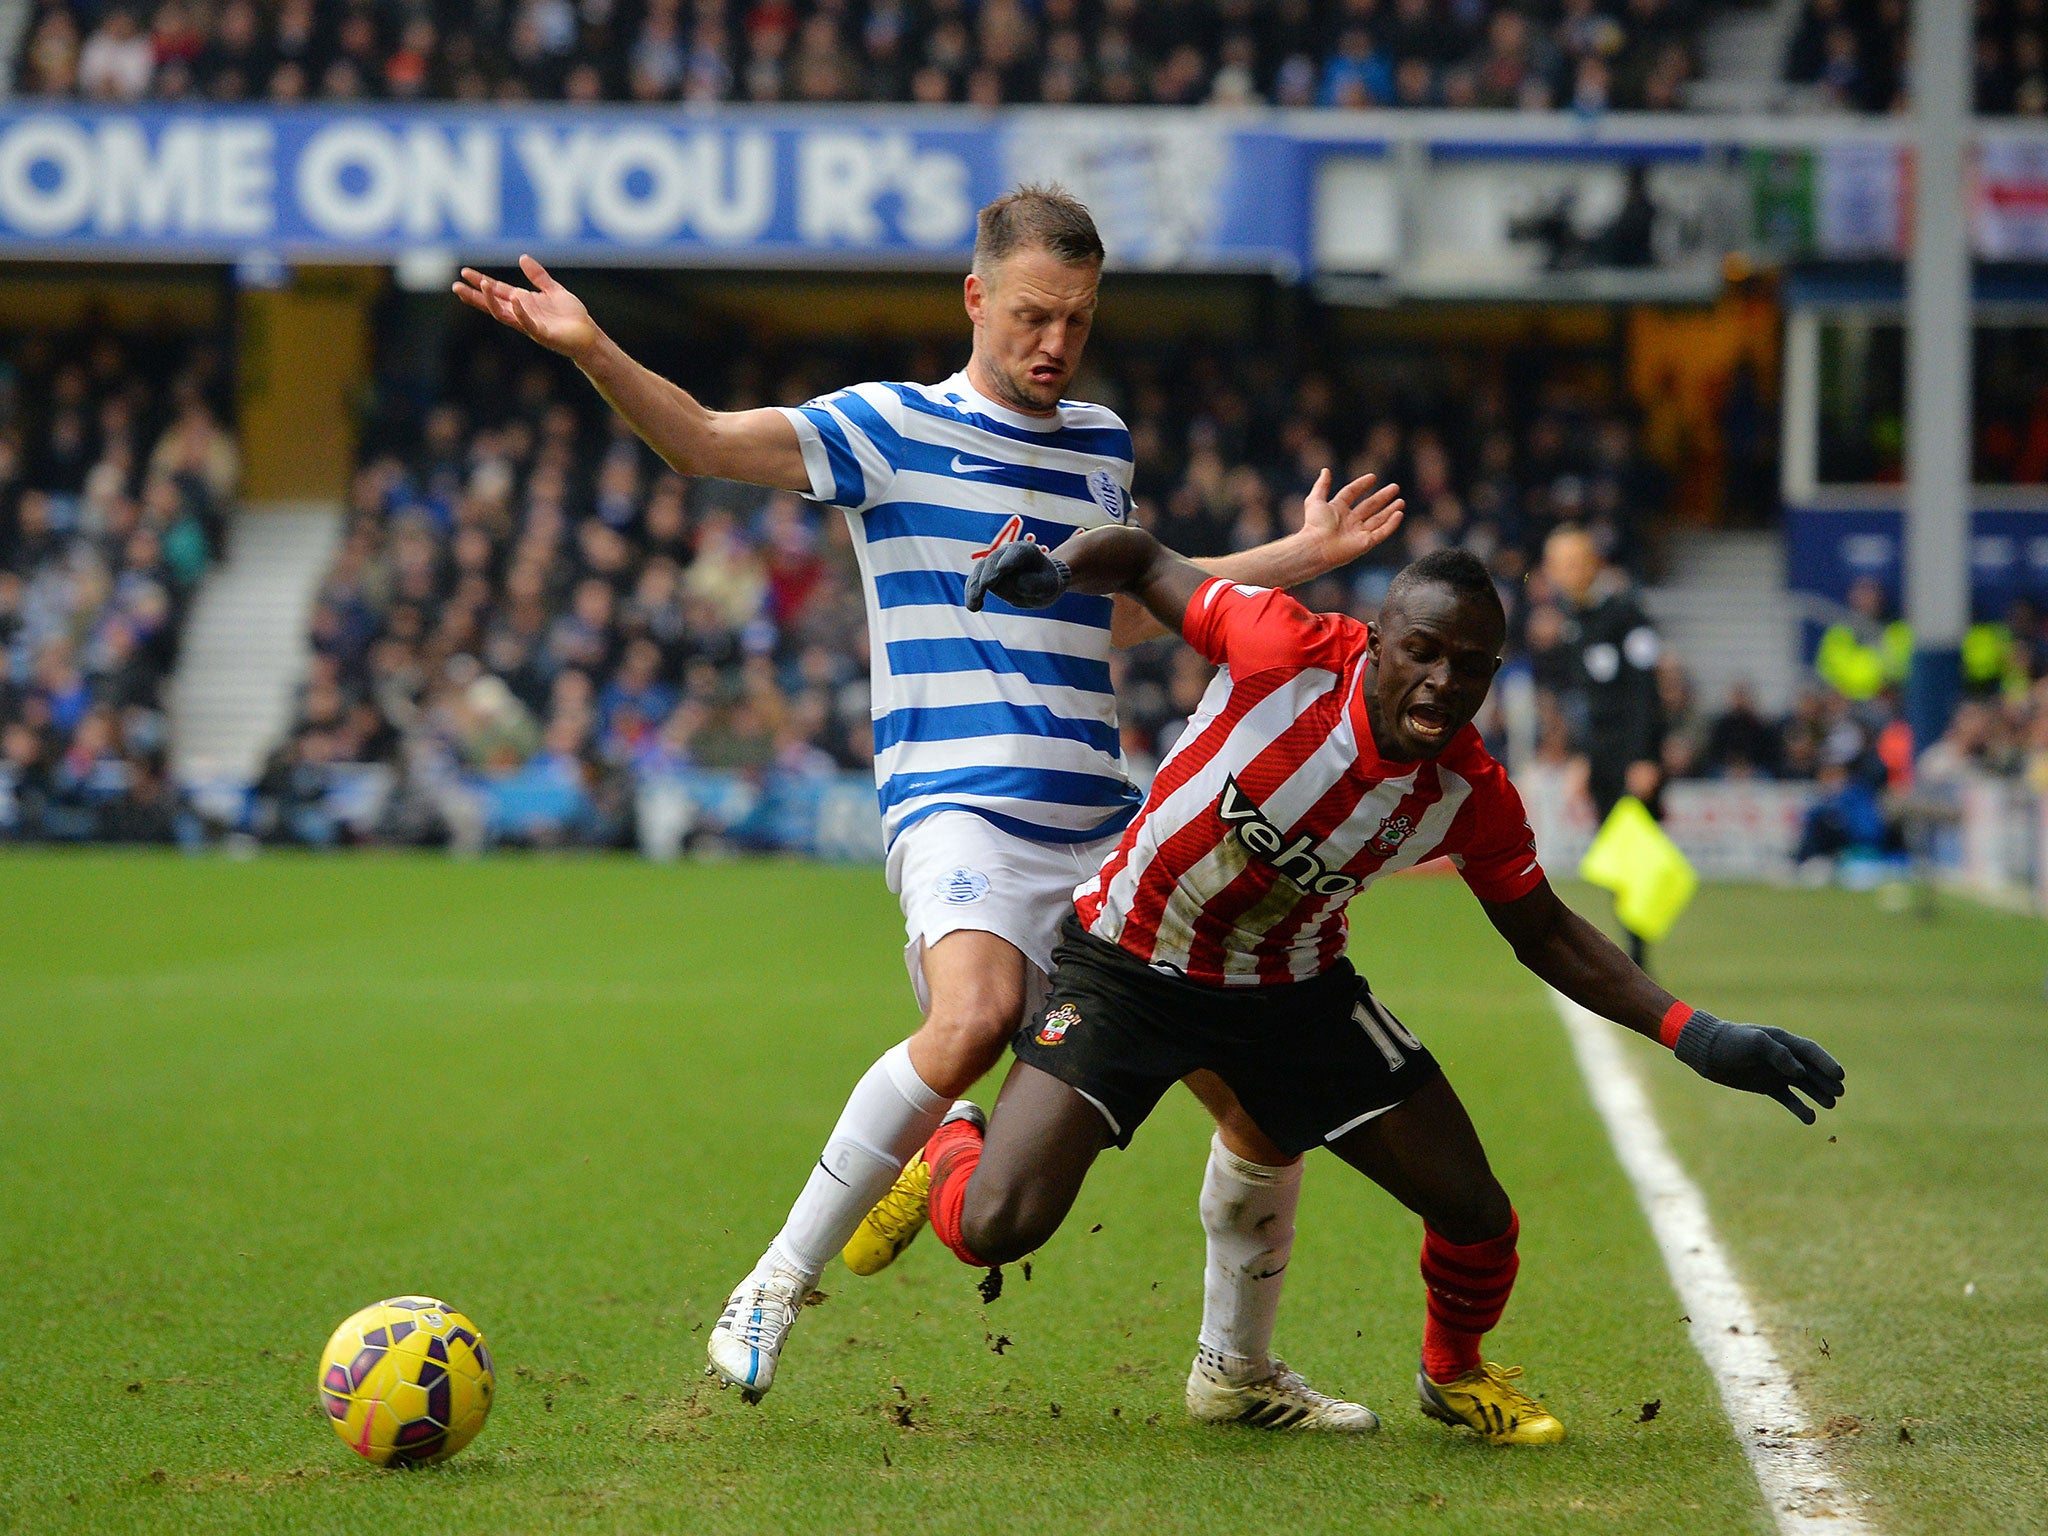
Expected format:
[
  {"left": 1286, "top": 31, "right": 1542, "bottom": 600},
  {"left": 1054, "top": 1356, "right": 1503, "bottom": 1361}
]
[
  {"left": 1482, "top": 878, "right": 1673, "bottom": 1033},
  {"left": 1110, "top": 469, "right": 1405, "bottom": 646},
  {"left": 1482, "top": 878, "right": 1846, "bottom": 1124},
  {"left": 454, "top": 256, "right": 811, "bottom": 494}
]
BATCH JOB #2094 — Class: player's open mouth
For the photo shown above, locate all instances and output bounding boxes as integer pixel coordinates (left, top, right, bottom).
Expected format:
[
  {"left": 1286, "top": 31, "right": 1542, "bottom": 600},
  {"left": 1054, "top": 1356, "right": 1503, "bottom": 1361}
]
[
  {"left": 1405, "top": 703, "right": 1451, "bottom": 740},
  {"left": 1030, "top": 365, "right": 1063, "bottom": 384}
]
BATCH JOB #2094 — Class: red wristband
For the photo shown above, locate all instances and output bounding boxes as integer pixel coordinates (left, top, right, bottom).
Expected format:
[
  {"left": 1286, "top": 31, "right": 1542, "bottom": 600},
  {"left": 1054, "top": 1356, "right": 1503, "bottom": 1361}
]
[{"left": 1658, "top": 1001, "right": 1695, "bottom": 1050}]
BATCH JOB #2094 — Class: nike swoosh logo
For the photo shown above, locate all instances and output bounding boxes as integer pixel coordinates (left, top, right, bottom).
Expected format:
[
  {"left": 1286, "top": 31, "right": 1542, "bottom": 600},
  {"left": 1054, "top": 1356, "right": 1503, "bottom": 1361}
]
[{"left": 951, "top": 455, "right": 1003, "bottom": 476}]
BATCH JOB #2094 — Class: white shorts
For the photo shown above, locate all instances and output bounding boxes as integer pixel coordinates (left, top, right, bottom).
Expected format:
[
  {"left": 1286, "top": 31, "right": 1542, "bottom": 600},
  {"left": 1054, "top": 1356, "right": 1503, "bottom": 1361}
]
[{"left": 886, "top": 810, "right": 1121, "bottom": 1024}]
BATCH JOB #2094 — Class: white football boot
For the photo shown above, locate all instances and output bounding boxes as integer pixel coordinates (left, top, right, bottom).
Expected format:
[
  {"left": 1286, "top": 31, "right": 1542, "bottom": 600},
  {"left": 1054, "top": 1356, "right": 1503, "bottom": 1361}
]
[
  {"left": 1185, "top": 1355, "right": 1381, "bottom": 1433},
  {"left": 705, "top": 1260, "right": 809, "bottom": 1402}
]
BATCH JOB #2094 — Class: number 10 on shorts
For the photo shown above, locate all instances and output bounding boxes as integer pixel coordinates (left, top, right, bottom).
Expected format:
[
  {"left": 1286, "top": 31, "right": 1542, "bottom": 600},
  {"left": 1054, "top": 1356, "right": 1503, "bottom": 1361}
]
[{"left": 1353, "top": 994, "right": 1421, "bottom": 1071}]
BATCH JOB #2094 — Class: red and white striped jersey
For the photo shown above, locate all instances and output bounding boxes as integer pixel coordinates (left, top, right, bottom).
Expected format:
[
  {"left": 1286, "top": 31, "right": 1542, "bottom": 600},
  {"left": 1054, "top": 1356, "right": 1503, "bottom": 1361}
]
[{"left": 1075, "top": 578, "right": 1544, "bottom": 986}]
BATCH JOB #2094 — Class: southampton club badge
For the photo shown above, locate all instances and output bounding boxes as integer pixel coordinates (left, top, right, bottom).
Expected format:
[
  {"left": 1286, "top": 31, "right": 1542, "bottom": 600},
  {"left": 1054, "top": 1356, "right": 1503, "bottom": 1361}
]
[
  {"left": 1367, "top": 814, "right": 1416, "bottom": 858},
  {"left": 1086, "top": 469, "right": 1129, "bottom": 524},
  {"left": 1035, "top": 1003, "right": 1082, "bottom": 1046}
]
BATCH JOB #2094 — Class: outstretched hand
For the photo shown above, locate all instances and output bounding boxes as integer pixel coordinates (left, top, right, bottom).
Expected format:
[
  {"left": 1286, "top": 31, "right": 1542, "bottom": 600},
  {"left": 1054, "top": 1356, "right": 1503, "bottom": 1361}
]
[
  {"left": 1674, "top": 1012, "right": 1846, "bottom": 1124},
  {"left": 453, "top": 255, "right": 600, "bottom": 361},
  {"left": 1299, "top": 469, "right": 1405, "bottom": 567},
  {"left": 966, "top": 538, "right": 1071, "bottom": 612}
]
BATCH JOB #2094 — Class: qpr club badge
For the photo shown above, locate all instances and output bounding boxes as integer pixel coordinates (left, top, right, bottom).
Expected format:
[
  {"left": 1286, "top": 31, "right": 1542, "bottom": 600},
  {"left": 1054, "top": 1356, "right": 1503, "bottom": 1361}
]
[
  {"left": 1086, "top": 469, "right": 1129, "bottom": 524},
  {"left": 937, "top": 868, "right": 990, "bottom": 904}
]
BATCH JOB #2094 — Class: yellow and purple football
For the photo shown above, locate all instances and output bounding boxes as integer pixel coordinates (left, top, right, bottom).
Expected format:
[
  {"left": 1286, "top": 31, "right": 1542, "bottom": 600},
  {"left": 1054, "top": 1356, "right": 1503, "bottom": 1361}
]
[{"left": 316, "top": 1297, "right": 494, "bottom": 1466}]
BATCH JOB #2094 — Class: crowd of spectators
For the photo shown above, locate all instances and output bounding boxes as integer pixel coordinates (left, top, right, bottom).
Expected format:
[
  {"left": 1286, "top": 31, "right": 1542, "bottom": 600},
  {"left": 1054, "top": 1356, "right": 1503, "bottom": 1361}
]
[
  {"left": 275, "top": 406, "right": 876, "bottom": 849},
  {"left": 1782, "top": 0, "right": 1906, "bottom": 114},
  {"left": 304, "top": 300, "right": 2048, "bottom": 866},
  {"left": 1785, "top": 0, "right": 2048, "bottom": 117},
  {"left": 19, "top": 0, "right": 1717, "bottom": 112},
  {"left": 1645, "top": 577, "right": 2048, "bottom": 867},
  {"left": 1968, "top": 0, "right": 2048, "bottom": 116},
  {"left": 271, "top": 314, "right": 1682, "bottom": 848},
  {"left": 1917, "top": 666, "right": 2048, "bottom": 797},
  {"left": 0, "top": 329, "right": 231, "bottom": 843},
  {"left": 21, "top": 306, "right": 2042, "bottom": 868}
]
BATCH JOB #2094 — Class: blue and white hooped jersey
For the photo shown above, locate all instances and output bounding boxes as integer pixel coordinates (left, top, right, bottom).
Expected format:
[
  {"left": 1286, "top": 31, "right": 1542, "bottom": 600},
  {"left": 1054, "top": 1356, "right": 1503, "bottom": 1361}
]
[{"left": 779, "top": 371, "right": 1142, "bottom": 849}]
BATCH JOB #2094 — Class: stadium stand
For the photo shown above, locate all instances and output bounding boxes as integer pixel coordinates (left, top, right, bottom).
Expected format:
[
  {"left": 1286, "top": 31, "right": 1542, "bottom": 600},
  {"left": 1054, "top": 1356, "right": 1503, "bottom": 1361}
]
[
  {"left": 259, "top": 308, "right": 1689, "bottom": 849},
  {"left": 18, "top": 0, "right": 1723, "bottom": 112},
  {"left": 6, "top": 308, "right": 2037, "bottom": 856},
  {"left": 0, "top": 328, "right": 2032, "bottom": 864},
  {"left": 1783, "top": 0, "right": 2048, "bottom": 115},
  {"left": 0, "top": 328, "right": 229, "bottom": 842},
  {"left": 1779, "top": 0, "right": 1906, "bottom": 113}
]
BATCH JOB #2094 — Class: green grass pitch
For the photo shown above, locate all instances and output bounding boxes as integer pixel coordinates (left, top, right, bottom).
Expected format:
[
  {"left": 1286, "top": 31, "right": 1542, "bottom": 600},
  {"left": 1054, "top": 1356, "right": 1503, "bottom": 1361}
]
[{"left": 0, "top": 852, "right": 2040, "bottom": 1534}]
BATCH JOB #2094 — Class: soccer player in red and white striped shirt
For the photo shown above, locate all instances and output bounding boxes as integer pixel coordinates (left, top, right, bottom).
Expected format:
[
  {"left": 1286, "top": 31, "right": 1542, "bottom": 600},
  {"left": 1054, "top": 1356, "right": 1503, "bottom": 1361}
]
[
  {"left": 862, "top": 526, "right": 1845, "bottom": 1444},
  {"left": 1072, "top": 568, "right": 1546, "bottom": 989}
]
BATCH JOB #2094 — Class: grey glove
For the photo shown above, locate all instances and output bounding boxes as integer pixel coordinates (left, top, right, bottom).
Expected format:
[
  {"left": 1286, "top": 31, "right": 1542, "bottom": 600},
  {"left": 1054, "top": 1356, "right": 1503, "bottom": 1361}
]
[
  {"left": 1674, "top": 1010, "right": 1846, "bottom": 1124},
  {"left": 965, "top": 539, "right": 1071, "bottom": 612}
]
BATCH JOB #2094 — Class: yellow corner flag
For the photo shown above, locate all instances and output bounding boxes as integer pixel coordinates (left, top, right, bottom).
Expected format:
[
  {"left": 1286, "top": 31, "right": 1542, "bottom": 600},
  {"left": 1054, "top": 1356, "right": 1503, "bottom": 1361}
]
[{"left": 1578, "top": 796, "right": 1698, "bottom": 944}]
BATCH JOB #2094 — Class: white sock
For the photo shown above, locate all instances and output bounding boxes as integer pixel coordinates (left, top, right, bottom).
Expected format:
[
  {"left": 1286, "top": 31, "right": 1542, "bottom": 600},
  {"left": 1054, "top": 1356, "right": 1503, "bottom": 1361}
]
[
  {"left": 1196, "top": 1131, "right": 1302, "bottom": 1379},
  {"left": 763, "top": 1040, "right": 948, "bottom": 1287}
]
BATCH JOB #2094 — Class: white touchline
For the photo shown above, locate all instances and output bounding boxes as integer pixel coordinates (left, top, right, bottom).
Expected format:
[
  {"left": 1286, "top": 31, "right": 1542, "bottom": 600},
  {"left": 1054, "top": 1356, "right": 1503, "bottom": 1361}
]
[{"left": 1547, "top": 990, "right": 1871, "bottom": 1535}]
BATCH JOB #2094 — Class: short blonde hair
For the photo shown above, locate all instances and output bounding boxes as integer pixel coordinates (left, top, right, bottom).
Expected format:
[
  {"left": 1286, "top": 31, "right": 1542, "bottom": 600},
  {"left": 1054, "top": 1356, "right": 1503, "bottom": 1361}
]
[{"left": 972, "top": 183, "right": 1105, "bottom": 277}]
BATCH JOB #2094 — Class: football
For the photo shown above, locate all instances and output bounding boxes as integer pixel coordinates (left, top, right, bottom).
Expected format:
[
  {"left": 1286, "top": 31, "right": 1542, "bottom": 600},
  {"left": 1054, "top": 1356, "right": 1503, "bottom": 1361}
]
[{"left": 317, "top": 1297, "right": 495, "bottom": 1466}]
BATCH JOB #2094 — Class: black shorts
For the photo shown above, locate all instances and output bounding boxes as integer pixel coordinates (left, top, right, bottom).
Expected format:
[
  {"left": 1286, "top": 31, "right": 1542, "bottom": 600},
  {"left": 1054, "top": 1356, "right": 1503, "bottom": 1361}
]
[{"left": 1012, "top": 915, "right": 1442, "bottom": 1157}]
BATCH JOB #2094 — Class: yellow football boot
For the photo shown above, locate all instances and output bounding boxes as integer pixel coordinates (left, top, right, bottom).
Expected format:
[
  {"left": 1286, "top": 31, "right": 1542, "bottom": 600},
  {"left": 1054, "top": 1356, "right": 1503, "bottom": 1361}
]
[
  {"left": 842, "top": 1154, "right": 934, "bottom": 1275},
  {"left": 1417, "top": 1361, "right": 1566, "bottom": 1446},
  {"left": 842, "top": 1101, "right": 985, "bottom": 1276}
]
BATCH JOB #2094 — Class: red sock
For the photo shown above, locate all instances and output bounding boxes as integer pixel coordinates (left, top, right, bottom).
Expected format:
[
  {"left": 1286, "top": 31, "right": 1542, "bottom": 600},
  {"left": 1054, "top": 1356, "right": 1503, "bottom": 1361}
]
[
  {"left": 925, "top": 1117, "right": 989, "bottom": 1267},
  {"left": 1419, "top": 1210, "right": 1520, "bottom": 1383}
]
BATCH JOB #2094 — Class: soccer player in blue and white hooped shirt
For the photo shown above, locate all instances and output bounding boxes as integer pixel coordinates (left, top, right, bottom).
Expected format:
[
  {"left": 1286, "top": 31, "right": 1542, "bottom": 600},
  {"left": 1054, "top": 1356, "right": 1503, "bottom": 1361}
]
[{"left": 455, "top": 186, "right": 1406, "bottom": 1425}]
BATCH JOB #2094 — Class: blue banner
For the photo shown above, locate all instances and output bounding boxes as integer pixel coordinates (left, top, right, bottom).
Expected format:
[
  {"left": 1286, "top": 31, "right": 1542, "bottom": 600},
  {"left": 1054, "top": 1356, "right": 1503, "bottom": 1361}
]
[
  {"left": 1785, "top": 503, "right": 2048, "bottom": 613},
  {"left": 0, "top": 107, "right": 999, "bottom": 261},
  {"left": 0, "top": 105, "right": 1308, "bottom": 270}
]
